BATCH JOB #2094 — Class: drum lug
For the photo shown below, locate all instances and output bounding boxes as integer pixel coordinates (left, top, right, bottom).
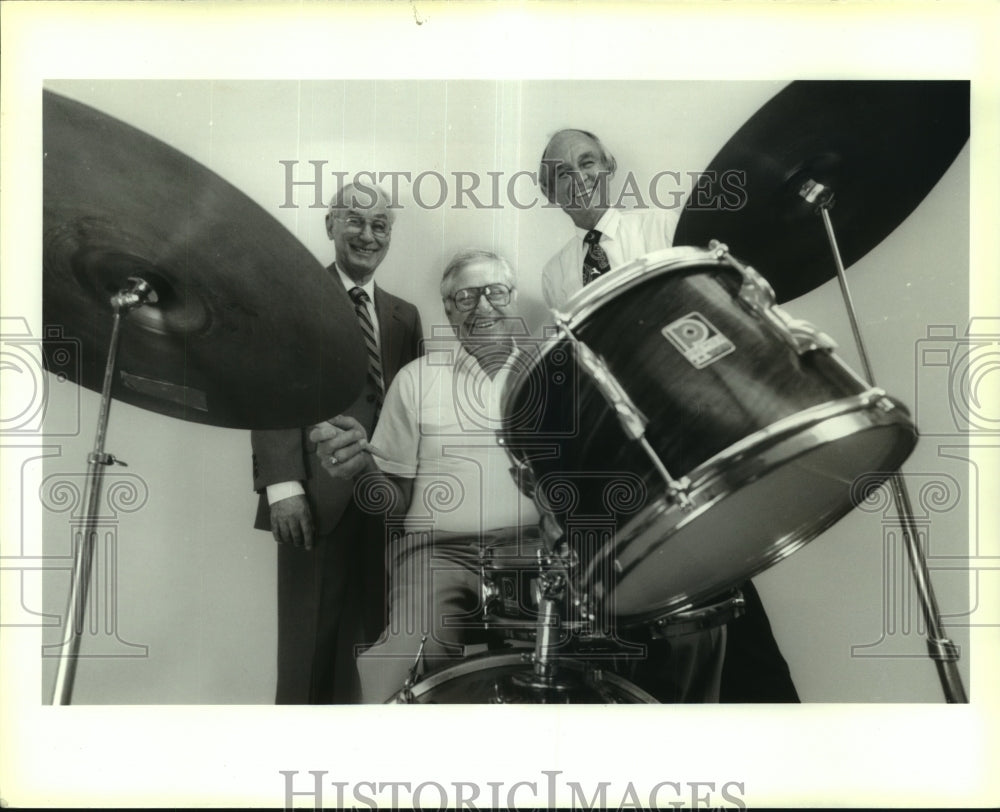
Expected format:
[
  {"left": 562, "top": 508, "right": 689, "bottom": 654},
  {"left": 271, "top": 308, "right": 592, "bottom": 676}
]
[
  {"left": 507, "top": 455, "right": 536, "bottom": 499},
  {"left": 570, "top": 335, "right": 692, "bottom": 500},
  {"left": 875, "top": 394, "right": 896, "bottom": 413},
  {"left": 481, "top": 577, "right": 501, "bottom": 617},
  {"left": 573, "top": 340, "right": 649, "bottom": 441},
  {"left": 712, "top": 239, "right": 838, "bottom": 355},
  {"left": 666, "top": 478, "right": 694, "bottom": 512}
]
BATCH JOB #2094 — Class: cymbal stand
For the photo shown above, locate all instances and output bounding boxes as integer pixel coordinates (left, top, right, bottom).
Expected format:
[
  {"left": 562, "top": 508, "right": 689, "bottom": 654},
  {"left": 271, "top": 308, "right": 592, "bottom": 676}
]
[
  {"left": 51, "top": 277, "right": 158, "bottom": 705},
  {"left": 799, "top": 180, "right": 967, "bottom": 703}
]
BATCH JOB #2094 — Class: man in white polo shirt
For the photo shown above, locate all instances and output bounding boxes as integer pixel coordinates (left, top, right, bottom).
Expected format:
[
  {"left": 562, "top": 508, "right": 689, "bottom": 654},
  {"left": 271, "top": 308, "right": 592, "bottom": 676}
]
[{"left": 310, "top": 248, "right": 726, "bottom": 703}]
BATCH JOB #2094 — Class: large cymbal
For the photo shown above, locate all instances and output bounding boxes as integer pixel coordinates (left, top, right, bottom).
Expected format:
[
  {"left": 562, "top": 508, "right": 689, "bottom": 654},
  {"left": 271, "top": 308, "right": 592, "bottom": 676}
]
[
  {"left": 674, "top": 80, "right": 969, "bottom": 303},
  {"left": 43, "top": 90, "right": 367, "bottom": 430}
]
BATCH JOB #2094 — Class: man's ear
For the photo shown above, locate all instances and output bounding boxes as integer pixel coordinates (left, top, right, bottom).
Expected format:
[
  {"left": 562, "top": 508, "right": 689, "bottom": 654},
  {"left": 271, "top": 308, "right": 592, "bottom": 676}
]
[{"left": 325, "top": 213, "right": 335, "bottom": 239}]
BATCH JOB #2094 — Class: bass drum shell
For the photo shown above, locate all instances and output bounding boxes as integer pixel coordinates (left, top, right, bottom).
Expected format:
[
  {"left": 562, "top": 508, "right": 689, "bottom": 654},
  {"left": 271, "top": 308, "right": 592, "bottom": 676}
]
[{"left": 389, "top": 651, "right": 659, "bottom": 704}]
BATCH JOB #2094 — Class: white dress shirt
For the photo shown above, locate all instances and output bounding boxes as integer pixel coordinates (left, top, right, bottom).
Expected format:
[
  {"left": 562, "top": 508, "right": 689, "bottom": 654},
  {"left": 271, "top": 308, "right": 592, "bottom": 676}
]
[{"left": 541, "top": 206, "right": 680, "bottom": 310}]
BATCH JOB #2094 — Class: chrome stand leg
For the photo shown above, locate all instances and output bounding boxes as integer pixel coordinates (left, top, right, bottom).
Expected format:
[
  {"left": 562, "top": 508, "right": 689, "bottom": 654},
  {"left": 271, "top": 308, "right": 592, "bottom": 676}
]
[
  {"left": 804, "top": 189, "right": 967, "bottom": 703},
  {"left": 50, "top": 277, "right": 157, "bottom": 705}
]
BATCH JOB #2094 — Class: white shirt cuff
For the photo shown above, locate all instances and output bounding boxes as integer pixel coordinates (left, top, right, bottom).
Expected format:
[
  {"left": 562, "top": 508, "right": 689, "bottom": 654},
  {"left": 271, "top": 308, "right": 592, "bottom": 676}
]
[{"left": 266, "top": 481, "right": 305, "bottom": 505}]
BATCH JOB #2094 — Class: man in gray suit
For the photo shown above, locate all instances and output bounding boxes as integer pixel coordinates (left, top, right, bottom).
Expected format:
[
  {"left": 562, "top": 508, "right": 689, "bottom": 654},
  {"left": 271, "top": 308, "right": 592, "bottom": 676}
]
[{"left": 251, "top": 181, "right": 423, "bottom": 703}]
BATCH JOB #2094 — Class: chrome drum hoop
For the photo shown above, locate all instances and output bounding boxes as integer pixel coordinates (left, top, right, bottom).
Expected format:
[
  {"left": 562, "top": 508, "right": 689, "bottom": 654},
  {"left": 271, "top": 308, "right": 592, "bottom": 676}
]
[{"left": 388, "top": 650, "right": 660, "bottom": 704}]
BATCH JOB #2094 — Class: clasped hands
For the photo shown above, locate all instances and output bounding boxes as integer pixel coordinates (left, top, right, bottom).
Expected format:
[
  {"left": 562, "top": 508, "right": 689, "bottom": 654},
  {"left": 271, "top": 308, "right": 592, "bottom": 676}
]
[
  {"left": 309, "top": 415, "right": 375, "bottom": 479},
  {"left": 268, "top": 417, "right": 374, "bottom": 551}
]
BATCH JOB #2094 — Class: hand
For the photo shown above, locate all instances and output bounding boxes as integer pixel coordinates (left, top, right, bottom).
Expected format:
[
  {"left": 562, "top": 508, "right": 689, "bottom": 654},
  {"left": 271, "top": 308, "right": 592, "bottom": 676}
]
[
  {"left": 269, "top": 493, "right": 315, "bottom": 551},
  {"left": 310, "top": 415, "right": 374, "bottom": 480}
]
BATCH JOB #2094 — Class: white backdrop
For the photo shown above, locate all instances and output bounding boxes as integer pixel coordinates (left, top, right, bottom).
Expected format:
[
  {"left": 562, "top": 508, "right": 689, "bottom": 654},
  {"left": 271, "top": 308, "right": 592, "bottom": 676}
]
[
  {"left": 35, "top": 78, "right": 971, "bottom": 704},
  {"left": 2, "top": 4, "right": 997, "bottom": 809}
]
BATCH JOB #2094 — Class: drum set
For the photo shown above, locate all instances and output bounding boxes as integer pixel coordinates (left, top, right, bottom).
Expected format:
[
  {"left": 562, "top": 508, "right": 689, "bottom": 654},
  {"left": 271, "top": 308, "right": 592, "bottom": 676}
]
[{"left": 41, "top": 81, "right": 970, "bottom": 705}]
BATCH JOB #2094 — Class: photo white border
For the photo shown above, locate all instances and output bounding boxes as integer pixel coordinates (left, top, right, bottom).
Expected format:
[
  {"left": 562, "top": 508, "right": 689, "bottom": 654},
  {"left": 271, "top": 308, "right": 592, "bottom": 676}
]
[{"left": 2, "top": 1, "right": 998, "bottom": 807}]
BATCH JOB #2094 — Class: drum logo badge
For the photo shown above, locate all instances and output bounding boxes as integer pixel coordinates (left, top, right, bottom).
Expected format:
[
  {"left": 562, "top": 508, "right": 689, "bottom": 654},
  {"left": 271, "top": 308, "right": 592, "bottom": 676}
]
[{"left": 661, "top": 312, "right": 736, "bottom": 369}]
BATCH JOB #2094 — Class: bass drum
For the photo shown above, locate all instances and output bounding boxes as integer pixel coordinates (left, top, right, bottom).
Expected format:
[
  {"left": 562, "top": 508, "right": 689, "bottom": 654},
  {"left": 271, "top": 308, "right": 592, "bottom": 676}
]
[{"left": 388, "top": 651, "right": 659, "bottom": 704}]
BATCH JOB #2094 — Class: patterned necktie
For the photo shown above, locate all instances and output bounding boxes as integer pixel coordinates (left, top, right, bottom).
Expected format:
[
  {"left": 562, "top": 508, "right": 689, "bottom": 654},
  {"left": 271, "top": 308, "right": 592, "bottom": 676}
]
[
  {"left": 348, "top": 287, "right": 385, "bottom": 411},
  {"left": 582, "top": 229, "right": 611, "bottom": 286}
]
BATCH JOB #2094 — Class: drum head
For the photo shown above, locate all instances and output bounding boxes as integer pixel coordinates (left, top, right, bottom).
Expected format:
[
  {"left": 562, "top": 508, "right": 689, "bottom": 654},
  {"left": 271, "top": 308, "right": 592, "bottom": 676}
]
[
  {"left": 610, "top": 410, "right": 914, "bottom": 621},
  {"left": 389, "top": 651, "right": 658, "bottom": 704}
]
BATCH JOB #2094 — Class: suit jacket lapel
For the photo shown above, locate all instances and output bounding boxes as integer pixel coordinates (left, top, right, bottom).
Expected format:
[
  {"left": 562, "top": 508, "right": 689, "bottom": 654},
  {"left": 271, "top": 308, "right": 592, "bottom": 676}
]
[{"left": 373, "top": 284, "right": 403, "bottom": 381}]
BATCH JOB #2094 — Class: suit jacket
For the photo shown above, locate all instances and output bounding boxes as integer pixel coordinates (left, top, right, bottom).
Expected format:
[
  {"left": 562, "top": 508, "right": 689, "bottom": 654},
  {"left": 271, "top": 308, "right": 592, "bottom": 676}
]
[{"left": 250, "top": 271, "right": 423, "bottom": 535}]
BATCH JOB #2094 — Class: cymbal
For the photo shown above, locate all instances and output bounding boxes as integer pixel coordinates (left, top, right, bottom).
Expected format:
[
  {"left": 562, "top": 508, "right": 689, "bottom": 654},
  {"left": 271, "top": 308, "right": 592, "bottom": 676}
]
[
  {"left": 43, "top": 90, "right": 367, "bottom": 430},
  {"left": 674, "top": 80, "right": 969, "bottom": 303}
]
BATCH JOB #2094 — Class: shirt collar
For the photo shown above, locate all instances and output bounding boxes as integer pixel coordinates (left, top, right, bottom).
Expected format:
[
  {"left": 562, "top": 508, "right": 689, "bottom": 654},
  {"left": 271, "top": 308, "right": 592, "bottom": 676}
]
[
  {"left": 574, "top": 207, "right": 621, "bottom": 242},
  {"left": 334, "top": 265, "right": 376, "bottom": 302},
  {"left": 454, "top": 340, "right": 521, "bottom": 381}
]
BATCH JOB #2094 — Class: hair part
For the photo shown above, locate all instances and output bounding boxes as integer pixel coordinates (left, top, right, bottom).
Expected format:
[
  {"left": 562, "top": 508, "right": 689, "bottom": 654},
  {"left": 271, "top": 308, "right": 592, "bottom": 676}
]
[{"left": 538, "top": 128, "right": 618, "bottom": 201}]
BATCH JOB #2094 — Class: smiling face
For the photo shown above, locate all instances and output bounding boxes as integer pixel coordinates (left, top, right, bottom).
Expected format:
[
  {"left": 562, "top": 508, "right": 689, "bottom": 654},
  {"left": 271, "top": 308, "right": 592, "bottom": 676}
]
[
  {"left": 543, "top": 130, "right": 614, "bottom": 230},
  {"left": 325, "top": 185, "right": 393, "bottom": 284},
  {"left": 443, "top": 258, "right": 518, "bottom": 351}
]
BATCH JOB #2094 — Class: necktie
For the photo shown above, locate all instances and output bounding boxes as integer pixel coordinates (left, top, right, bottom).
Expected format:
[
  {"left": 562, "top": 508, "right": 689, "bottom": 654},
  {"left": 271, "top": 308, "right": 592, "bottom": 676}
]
[
  {"left": 582, "top": 229, "right": 611, "bottom": 286},
  {"left": 348, "top": 287, "right": 385, "bottom": 412}
]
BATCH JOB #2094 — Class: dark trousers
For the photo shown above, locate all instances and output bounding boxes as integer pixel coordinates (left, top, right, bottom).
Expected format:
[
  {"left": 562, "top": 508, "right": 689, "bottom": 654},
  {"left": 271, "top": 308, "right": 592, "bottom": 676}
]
[
  {"left": 275, "top": 502, "right": 386, "bottom": 704},
  {"left": 719, "top": 580, "right": 799, "bottom": 702}
]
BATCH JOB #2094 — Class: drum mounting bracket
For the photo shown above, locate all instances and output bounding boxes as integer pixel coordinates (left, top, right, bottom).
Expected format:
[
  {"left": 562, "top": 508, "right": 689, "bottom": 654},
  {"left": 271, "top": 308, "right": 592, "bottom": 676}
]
[{"left": 710, "top": 240, "right": 837, "bottom": 355}]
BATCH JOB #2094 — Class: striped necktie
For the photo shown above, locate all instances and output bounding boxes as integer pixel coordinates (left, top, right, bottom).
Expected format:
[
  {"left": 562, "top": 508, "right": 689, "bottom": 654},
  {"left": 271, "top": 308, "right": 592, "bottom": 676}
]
[
  {"left": 582, "top": 229, "right": 611, "bottom": 286},
  {"left": 348, "top": 287, "right": 385, "bottom": 411}
]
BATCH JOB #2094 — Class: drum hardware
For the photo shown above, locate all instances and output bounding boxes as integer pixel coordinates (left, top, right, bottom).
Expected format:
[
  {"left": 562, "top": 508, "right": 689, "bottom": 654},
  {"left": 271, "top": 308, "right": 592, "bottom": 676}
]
[
  {"left": 42, "top": 90, "right": 369, "bottom": 704},
  {"left": 646, "top": 590, "right": 747, "bottom": 640},
  {"left": 569, "top": 328, "right": 694, "bottom": 512},
  {"left": 710, "top": 240, "right": 838, "bottom": 356},
  {"left": 51, "top": 276, "right": 158, "bottom": 705},
  {"left": 395, "top": 635, "right": 429, "bottom": 704},
  {"left": 388, "top": 650, "right": 660, "bottom": 704},
  {"left": 501, "top": 244, "right": 918, "bottom": 627},
  {"left": 800, "top": 179, "right": 967, "bottom": 703}
]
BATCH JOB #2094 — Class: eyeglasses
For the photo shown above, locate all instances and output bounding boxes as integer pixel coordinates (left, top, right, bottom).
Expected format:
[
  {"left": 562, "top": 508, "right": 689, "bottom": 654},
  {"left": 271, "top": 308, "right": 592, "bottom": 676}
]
[
  {"left": 336, "top": 215, "right": 391, "bottom": 237},
  {"left": 448, "top": 284, "right": 513, "bottom": 312}
]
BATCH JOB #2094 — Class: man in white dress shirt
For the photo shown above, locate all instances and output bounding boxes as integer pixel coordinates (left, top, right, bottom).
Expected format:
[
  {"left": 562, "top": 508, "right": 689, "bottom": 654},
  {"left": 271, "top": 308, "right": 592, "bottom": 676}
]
[
  {"left": 538, "top": 128, "right": 800, "bottom": 702},
  {"left": 538, "top": 128, "right": 680, "bottom": 309}
]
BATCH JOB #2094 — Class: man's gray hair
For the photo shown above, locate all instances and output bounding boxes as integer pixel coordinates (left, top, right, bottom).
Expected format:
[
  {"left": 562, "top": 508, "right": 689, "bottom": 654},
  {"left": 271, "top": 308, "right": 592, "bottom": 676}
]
[
  {"left": 538, "top": 128, "right": 618, "bottom": 201},
  {"left": 440, "top": 249, "right": 516, "bottom": 299},
  {"left": 326, "top": 179, "right": 396, "bottom": 223}
]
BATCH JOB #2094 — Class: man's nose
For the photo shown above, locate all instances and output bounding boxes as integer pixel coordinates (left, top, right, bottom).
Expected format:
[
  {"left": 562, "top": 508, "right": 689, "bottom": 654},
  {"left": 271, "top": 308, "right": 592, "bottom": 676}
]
[{"left": 474, "top": 292, "right": 493, "bottom": 312}]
